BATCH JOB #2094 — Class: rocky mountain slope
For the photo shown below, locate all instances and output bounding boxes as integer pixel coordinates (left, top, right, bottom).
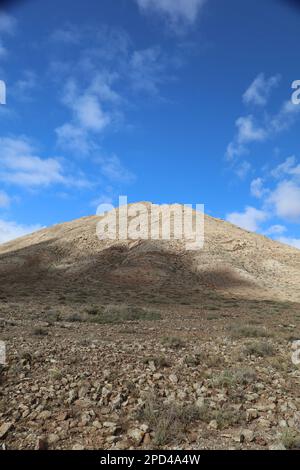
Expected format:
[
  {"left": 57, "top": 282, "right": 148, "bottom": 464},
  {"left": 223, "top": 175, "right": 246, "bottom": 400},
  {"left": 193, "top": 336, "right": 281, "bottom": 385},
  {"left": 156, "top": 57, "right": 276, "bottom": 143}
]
[{"left": 0, "top": 202, "right": 299, "bottom": 305}]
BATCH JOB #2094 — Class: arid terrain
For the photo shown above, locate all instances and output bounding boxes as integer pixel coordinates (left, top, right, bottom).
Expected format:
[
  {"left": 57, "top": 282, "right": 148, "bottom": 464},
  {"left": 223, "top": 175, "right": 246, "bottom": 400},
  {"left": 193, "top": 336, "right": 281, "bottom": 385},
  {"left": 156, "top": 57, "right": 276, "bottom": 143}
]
[{"left": 0, "top": 203, "right": 300, "bottom": 450}]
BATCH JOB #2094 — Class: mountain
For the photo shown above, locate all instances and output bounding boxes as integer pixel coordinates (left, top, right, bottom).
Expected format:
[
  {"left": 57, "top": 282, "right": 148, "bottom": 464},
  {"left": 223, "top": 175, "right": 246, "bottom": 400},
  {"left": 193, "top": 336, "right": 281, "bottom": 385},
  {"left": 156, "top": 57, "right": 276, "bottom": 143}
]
[{"left": 0, "top": 202, "right": 299, "bottom": 305}]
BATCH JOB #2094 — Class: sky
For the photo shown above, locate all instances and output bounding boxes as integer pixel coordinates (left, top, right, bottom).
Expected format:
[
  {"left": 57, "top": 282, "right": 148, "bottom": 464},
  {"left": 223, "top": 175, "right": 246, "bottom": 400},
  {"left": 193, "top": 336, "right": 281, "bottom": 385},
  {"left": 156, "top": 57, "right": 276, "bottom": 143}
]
[{"left": 0, "top": 0, "right": 300, "bottom": 247}]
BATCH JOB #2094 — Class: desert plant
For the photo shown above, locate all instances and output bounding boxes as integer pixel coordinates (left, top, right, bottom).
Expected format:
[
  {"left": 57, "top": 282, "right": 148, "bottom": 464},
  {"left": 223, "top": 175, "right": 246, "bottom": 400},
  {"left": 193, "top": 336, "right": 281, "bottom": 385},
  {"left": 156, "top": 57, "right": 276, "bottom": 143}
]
[
  {"left": 281, "top": 429, "right": 300, "bottom": 450},
  {"left": 243, "top": 341, "right": 275, "bottom": 357},
  {"left": 33, "top": 327, "right": 48, "bottom": 336},
  {"left": 214, "top": 406, "right": 245, "bottom": 430},
  {"left": 230, "top": 324, "right": 270, "bottom": 339},
  {"left": 137, "top": 396, "right": 203, "bottom": 446},
  {"left": 143, "top": 355, "right": 171, "bottom": 368},
  {"left": 162, "top": 336, "right": 186, "bottom": 349},
  {"left": 91, "top": 305, "right": 161, "bottom": 324}
]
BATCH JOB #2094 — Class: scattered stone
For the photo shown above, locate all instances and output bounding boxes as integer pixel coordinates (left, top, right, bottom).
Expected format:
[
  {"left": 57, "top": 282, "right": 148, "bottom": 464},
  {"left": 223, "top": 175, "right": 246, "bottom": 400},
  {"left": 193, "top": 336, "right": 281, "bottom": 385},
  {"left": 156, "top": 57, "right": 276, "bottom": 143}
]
[
  {"left": 47, "top": 433, "right": 60, "bottom": 445},
  {"left": 0, "top": 422, "right": 13, "bottom": 439},
  {"left": 128, "top": 428, "right": 145, "bottom": 445},
  {"left": 240, "top": 430, "right": 255, "bottom": 443},
  {"left": 269, "top": 443, "right": 286, "bottom": 450},
  {"left": 72, "top": 444, "right": 85, "bottom": 450},
  {"left": 246, "top": 408, "right": 259, "bottom": 421}
]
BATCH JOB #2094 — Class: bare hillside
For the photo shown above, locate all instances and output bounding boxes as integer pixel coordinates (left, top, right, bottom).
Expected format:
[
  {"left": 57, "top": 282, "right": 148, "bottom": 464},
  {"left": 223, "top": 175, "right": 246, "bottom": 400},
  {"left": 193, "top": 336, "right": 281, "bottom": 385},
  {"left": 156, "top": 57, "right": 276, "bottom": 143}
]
[{"left": 0, "top": 203, "right": 299, "bottom": 304}]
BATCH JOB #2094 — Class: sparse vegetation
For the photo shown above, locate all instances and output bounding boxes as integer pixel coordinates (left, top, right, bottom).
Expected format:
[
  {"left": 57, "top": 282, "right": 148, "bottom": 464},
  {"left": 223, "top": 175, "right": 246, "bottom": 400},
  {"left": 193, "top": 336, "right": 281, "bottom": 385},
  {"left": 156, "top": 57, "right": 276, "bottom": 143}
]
[
  {"left": 49, "top": 368, "right": 62, "bottom": 380},
  {"left": 162, "top": 336, "right": 186, "bottom": 349},
  {"left": 281, "top": 429, "right": 300, "bottom": 450},
  {"left": 43, "top": 310, "right": 61, "bottom": 323},
  {"left": 230, "top": 324, "right": 270, "bottom": 339},
  {"left": 143, "top": 355, "right": 171, "bottom": 368},
  {"left": 243, "top": 341, "right": 275, "bottom": 357},
  {"left": 33, "top": 326, "right": 48, "bottom": 336},
  {"left": 137, "top": 396, "right": 204, "bottom": 446},
  {"left": 184, "top": 353, "right": 204, "bottom": 367},
  {"left": 214, "top": 406, "right": 245, "bottom": 430},
  {"left": 90, "top": 305, "right": 161, "bottom": 324},
  {"left": 213, "top": 367, "right": 257, "bottom": 389},
  {"left": 66, "top": 312, "right": 85, "bottom": 323}
]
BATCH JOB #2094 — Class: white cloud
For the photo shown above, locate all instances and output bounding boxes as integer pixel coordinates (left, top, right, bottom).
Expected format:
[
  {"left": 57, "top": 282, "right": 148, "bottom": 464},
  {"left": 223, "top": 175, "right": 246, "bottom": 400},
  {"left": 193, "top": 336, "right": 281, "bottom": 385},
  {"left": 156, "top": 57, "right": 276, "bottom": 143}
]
[
  {"left": 236, "top": 115, "right": 267, "bottom": 144},
  {"left": 129, "top": 46, "right": 169, "bottom": 95},
  {"left": 99, "top": 154, "right": 135, "bottom": 183},
  {"left": 226, "top": 115, "right": 266, "bottom": 160},
  {"left": 243, "top": 73, "right": 280, "bottom": 106},
  {"left": 0, "top": 190, "right": 10, "bottom": 208},
  {"left": 228, "top": 154, "right": 300, "bottom": 243},
  {"left": 226, "top": 78, "right": 300, "bottom": 162},
  {"left": 0, "top": 13, "right": 16, "bottom": 35},
  {"left": 250, "top": 177, "right": 267, "bottom": 198},
  {"left": 56, "top": 77, "right": 117, "bottom": 153},
  {"left": 235, "top": 160, "right": 251, "bottom": 179},
  {"left": 0, "top": 13, "right": 16, "bottom": 60},
  {"left": 135, "top": 0, "right": 207, "bottom": 31},
  {"left": 0, "top": 136, "right": 89, "bottom": 189},
  {"left": 0, "top": 219, "right": 42, "bottom": 245},
  {"left": 0, "top": 40, "right": 7, "bottom": 59},
  {"left": 0, "top": 137, "right": 65, "bottom": 187},
  {"left": 271, "top": 155, "right": 300, "bottom": 179},
  {"left": 270, "top": 100, "right": 300, "bottom": 133},
  {"left": 226, "top": 206, "right": 268, "bottom": 232},
  {"left": 277, "top": 236, "right": 300, "bottom": 249},
  {"left": 13, "top": 70, "right": 37, "bottom": 102},
  {"left": 52, "top": 24, "right": 180, "bottom": 158},
  {"left": 268, "top": 180, "right": 300, "bottom": 222},
  {"left": 56, "top": 123, "right": 91, "bottom": 156},
  {"left": 264, "top": 224, "right": 287, "bottom": 236},
  {"left": 50, "top": 25, "right": 80, "bottom": 44},
  {"left": 74, "top": 94, "right": 111, "bottom": 131}
]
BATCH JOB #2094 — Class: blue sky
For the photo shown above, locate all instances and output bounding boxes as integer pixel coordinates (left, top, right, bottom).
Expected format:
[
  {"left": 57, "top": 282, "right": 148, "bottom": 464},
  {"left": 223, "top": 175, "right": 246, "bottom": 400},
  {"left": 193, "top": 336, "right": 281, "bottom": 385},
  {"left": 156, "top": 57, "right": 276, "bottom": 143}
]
[{"left": 0, "top": 0, "right": 300, "bottom": 247}]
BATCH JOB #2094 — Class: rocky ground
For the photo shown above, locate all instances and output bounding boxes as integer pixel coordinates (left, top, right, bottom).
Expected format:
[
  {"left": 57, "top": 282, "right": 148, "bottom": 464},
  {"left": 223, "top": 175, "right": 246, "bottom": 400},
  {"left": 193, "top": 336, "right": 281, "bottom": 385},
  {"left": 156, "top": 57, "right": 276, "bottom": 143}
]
[{"left": 1, "top": 295, "right": 300, "bottom": 450}]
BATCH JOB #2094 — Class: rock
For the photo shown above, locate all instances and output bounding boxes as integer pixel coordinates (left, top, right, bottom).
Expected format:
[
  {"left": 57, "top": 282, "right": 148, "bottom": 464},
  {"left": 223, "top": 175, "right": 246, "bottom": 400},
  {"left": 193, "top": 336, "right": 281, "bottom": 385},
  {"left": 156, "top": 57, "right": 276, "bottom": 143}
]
[
  {"left": 188, "top": 432, "right": 198, "bottom": 443},
  {"left": 246, "top": 408, "right": 259, "bottom": 421},
  {"left": 37, "top": 411, "right": 52, "bottom": 421},
  {"left": 208, "top": 420, "right": 218, "bottom": 430},
  {"left": 153, "top": 373, "right": 163, "bottom": 381},
  {"left": 269, "top": 443, "right": 286, "bottom": 450},
  {"left": 106, "top": 436, "right": 119, "bottom": 444},
  {"left": 240, "top": 430, "right": 255, "bottom": 443},
  {"left": 72, "top": 444, "right": 85, "bottom": 450},
  {"left": 92, "top": 420, "right": 102, "bottom": 429},
  {"left": 257, "top": 418, "right": 271, "bottom": 428},
  {"left": 177, "top": 390, "right": 187, "bottom": 400},
  {"left": 68, "top": 389, "right": 78, "bottom": 404},
  {"left": 196, "top": 397, "right": 205, "bottom": 408},
  {"left": 47, "top": 434, "right": 60, "bottom": 445},
  {"left": 128, "top": 428, "right": 145, "bottom": 445},
  {"left": 78, "top": 386, "right": 89, "bottom": 398},
  {"left": 57, "top": 411, "right": 68, "bottom": 422},
  {"left": 103, "top": 421, "right": 117, "bottom": 428},
  {"left": 294, "top": 411, "right": 300, "bottom": 431},
  {"left": 169, "top": 374, "right": 178, "bottom": 384},
  {"left": 103, "top": 369, "right": 110, "bottom": 380},
  {"left": 0, "top": 422, "right": 13, "bottom": 439},
  {"left": 279, "top": 419, "right": 287, "bottom": 428}
]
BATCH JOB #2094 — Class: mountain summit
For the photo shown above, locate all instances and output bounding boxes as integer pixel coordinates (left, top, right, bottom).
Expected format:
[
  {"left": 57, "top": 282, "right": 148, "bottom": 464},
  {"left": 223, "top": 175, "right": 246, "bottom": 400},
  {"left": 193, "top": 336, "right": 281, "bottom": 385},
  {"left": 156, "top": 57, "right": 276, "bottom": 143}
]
[{"left": 0, "top": 202, "right": 299, "bottom": 304}]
